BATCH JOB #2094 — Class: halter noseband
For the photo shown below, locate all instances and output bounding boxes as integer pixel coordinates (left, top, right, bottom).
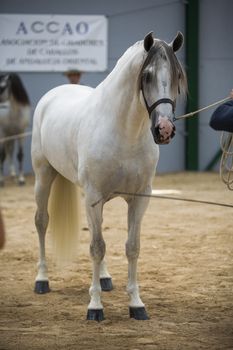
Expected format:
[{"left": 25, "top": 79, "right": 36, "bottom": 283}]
[
  {"left": 140, "top": 45, "right": 176, "bottom": 117},
  {"left": 141, "top": 94, "right": 176, "bottom": 116}
]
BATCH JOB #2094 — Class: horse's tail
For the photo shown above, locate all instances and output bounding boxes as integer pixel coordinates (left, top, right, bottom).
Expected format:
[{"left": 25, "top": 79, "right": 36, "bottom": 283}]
[{"left": 48, "top": 174, "right": 81, "bottom": 264}]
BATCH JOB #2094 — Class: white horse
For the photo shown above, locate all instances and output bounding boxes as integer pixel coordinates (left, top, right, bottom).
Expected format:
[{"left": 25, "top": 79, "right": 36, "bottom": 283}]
[
  {"left": 31, "top": 32, "right": 187, "bottom": 321},
  {"left": 0, "top": 73, "right": 31, "bottom": 186}
]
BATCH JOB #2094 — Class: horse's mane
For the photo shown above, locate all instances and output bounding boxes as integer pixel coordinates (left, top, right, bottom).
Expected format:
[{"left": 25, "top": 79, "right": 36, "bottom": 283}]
[
  {"left": 98, "top": 40, "right": 145, "bottom": 90},
  {"left": 114, "top": 41, "right": 143, "bottom": 71},
  {"left": 107, "top": 38, "right": 187, "bottom": 99},
  {"left": 161, "top": 41, "right": 187, "bottom": 96},
  {"left": 8, "top": 73, "right": 30, "bottom": 106}
]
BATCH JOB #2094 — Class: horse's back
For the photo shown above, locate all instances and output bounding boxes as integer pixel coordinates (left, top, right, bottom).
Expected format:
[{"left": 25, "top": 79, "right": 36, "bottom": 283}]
[{"left": 34, "top": 84, "right": 93, "bottom": 123}]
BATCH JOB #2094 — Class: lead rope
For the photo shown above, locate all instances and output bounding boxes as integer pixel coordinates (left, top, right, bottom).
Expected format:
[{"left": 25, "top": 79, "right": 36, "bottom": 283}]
[{"left": 173, "top": 96, "right": 231, "bottom": 121}]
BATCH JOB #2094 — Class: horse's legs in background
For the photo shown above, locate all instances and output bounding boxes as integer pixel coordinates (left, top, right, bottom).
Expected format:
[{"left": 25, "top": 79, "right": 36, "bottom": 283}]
[
  {"left": 0, "top": 144, "right": 6, "bottom": 187},
  {"left": 126, "top": 192, "right": 151, "bottom": 320},
  {"left": 5, "top": 140, "right": 16, "bottom": 178},
  {"left": 34, "top": 163, "right": 56, "bottom": 294},
  {"left": 85, "top": 199, "right": 106, "bottom": 321},
  {"left": 17, "top": 138, "right": 25, "bottom": 185}
]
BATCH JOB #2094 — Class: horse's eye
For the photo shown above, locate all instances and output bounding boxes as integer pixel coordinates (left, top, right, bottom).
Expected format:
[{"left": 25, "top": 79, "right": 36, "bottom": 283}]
[{"left": 144, "top": 72, "right": 152, "bottom": 84}]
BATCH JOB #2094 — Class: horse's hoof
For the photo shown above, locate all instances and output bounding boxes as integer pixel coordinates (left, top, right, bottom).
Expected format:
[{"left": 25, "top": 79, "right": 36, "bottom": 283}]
[
  {"left": 0, "top": 181, "right": 4, "bottom": 187},
  {"left": 18, "top": 179, "right": 25, "bottom": 186},
  {"left": 87, "top": 309, "right": 105, "bottom": 322},
  {"left": 100, "top": 277, "right": 113, "bottom": 292},
  {"left": 129, "top": 307, "right": 149, "bottom": 320},
  {"left": 34, "top": 280, "right": 50, "bottom": 294}
]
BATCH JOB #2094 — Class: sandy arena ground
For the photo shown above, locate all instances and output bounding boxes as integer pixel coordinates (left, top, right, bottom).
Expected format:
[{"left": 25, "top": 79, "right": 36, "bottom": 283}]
[{"left": 0, "top": 172, "right": 233, "bottom": 350}]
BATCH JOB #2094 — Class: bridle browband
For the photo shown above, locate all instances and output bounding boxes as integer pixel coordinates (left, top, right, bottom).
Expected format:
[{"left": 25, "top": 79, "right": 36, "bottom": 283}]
[{"left": 140, "top": 44, "right": 176, "bottom": 117}]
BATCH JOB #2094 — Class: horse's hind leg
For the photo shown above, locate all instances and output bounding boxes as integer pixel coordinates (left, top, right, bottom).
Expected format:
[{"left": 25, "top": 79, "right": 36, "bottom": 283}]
[
  {"left": 34, "top": 162, "right": 56, "bottom": 294},
  {"left": 17, "top": 138, "right": 25, "bottom": 185},
  {"left": 0, "top": 145, "right": 6, "bottom": 187}
]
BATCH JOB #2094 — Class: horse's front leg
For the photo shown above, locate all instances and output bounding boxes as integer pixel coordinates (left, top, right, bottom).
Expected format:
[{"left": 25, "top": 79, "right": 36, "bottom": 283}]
[
  {"left": 86, "top": 198, "right": 106, "bottom": 321},
  {"left": 100, "top": 259, "right": 113, "bottom": 291},
  {"left": 126, "top": 194, "right": 151, "bottom": 320}
]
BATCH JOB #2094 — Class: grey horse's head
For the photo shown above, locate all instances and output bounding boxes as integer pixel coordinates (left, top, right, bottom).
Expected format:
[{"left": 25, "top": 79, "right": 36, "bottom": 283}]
[
  {"left": 140, "top": 32, "right": 187, "bottom": 144},
  {"left": 0, "top": 73, "right": 30, "bottom": 105}
]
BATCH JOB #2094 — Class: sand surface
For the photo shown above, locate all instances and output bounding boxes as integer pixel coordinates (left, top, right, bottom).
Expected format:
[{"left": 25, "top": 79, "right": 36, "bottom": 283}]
[{"left": 0, "top": 172, "right": 233, "bottom": 350}]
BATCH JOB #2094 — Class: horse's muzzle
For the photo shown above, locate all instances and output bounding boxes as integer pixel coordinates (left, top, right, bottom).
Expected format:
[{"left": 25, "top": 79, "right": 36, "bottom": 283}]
[{"left": 151, "top": 116, "right": 176, "bottom": 144}]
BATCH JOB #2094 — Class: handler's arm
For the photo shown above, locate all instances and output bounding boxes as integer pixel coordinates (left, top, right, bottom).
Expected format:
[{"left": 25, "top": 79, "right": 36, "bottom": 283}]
[{"left": 210, "top": 90, "right": 233, "bottom": 132}]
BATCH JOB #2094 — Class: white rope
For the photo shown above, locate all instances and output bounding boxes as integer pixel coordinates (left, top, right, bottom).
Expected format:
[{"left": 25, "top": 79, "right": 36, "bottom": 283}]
[
  {"left": 91, "top": 191, "right": 233, "bottom": 208},
  {"left": 0, "top": 131, "right": 32, "bottom": 143},
  {"left": 174, "top": 96, "right": 231, "bottom": 121}
]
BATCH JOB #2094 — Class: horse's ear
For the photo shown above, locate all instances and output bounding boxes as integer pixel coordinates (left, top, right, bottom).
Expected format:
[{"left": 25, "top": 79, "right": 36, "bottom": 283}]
[
  {"left": 170, "top": 31, "right": 184, "bottom": 52},
  {"left": 144, "top": 32, "right": 154, "bottom": 52}
]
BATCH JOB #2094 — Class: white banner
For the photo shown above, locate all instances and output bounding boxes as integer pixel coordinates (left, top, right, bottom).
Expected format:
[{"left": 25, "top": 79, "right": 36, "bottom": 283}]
[{"left": 0, "top": 14, "right": 108, "bottom": 72}]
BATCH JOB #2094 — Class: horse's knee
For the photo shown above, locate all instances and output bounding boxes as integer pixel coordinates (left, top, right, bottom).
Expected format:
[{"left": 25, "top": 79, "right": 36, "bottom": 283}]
[
  {"left": 126, "top": 241, "right": 140, "bottom": 260},
  {"left": 17, "top": 147, "right": 23, "bottom": 162},
  {"left": 90, "top": 237, "right": 106, "bottom": 262}
]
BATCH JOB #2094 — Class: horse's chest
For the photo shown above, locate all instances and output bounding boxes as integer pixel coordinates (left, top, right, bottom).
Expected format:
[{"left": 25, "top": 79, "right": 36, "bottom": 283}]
[
  {"left": 99, "top": 147, "right": 156, "bottom": 191},
  {"left": 121, "top": 156, "right": 154, "bottom": 184}
]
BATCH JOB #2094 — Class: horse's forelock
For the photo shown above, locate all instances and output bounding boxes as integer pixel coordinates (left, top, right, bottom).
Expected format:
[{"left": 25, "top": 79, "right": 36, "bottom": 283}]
[
  {"left": 140, "top": 41, "right": 187, "bottom": 97},
  {"left": 162, "top": 43, "right": 187, "bottom": 96}
]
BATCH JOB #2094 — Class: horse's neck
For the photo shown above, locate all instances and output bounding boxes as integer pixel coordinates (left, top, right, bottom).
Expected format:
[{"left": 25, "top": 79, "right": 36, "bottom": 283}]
[{"left": 96, "top": 44, "right": 149, "bottom": 139}]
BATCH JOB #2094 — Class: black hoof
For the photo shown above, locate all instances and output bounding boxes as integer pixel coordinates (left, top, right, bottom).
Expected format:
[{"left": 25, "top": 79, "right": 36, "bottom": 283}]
[
  {"left": 87, "top": 309, "right": 105, "bottom": 322},
  {"left": 18, "top": 180, "right": 25, "bottom": 186},
  {"left": 34, "top": 280, "right": 50, "bottom": 294},
  {"left": 129, "top": 307, "right": 149, "bottom": 320},
  {"left": 100, "top": 278, "right": 113, "bottom": 292}
]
